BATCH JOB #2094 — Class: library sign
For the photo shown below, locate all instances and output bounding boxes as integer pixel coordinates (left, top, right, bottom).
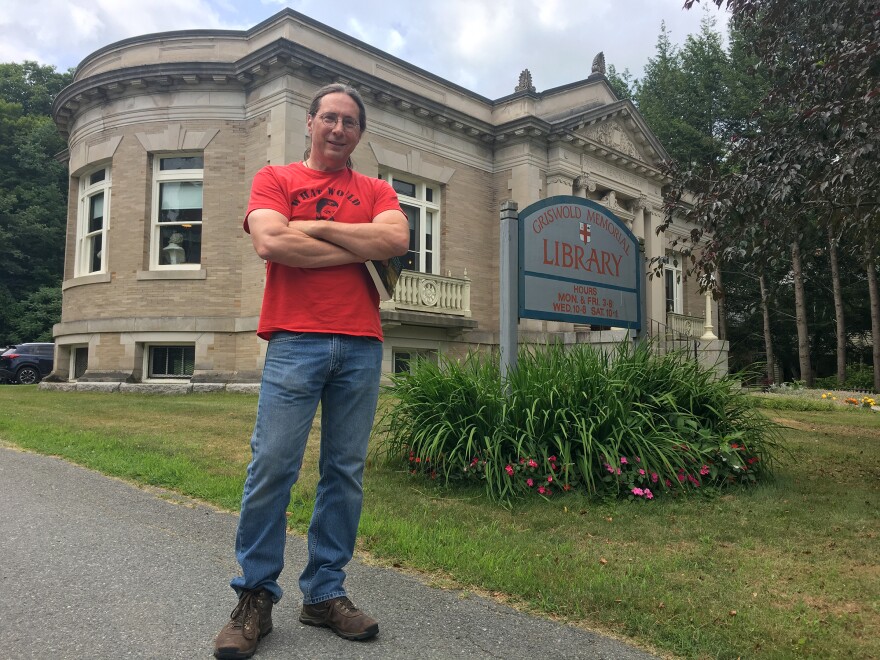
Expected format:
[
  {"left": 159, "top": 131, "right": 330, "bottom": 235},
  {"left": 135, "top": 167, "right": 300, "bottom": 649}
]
[{"left": 518, "top": 195, "right": 642, "bottom": 329}]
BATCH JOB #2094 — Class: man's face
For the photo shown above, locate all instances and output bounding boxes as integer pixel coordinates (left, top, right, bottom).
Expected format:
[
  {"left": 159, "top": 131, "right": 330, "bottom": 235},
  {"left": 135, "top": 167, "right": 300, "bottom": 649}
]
[
  {"left": 318, "top": 201, "right": 339, "bottom": 219},
  {"left": 306, "top": 92, "right": 362, "bottom": 171}
]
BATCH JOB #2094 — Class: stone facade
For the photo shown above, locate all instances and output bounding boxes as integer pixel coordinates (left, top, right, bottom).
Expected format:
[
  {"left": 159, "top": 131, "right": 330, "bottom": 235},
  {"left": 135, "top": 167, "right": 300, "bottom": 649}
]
[{"left": 49, "top": 9, "right": 725, "bottom": 386}]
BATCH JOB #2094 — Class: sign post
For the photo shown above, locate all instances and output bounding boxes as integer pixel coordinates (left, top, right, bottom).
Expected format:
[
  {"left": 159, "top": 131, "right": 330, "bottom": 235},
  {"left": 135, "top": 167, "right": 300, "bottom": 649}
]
[{"left": 499, "top": 201, "right": 519, "bottom": 384}]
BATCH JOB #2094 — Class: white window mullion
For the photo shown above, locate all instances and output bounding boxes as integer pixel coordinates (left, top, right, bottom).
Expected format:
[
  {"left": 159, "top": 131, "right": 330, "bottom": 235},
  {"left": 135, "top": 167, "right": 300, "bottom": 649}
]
[
  {"left": 75, "top": 166, "right": 111, "bottom": 276},
  {"left": 380, "top": 171, "right": 440, "bottom": 275},
  {"left": 151, "top": 154, "right": 204, "bottom": 270}
]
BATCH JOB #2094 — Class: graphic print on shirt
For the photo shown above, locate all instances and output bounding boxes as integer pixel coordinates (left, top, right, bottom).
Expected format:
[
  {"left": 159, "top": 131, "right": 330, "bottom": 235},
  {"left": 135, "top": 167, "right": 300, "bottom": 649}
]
[
  {"left": 289, "top": 181, "right": 362, "bottom": 223},
  {"left": 316, "top": 197, "right": 339, "bottom": 220}
]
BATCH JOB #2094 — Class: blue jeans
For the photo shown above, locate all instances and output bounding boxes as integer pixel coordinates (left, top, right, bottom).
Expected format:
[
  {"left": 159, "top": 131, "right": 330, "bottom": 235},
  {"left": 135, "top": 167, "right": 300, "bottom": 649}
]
[{"left": 231, "top": 332, "right": 383, "bottom": 604}]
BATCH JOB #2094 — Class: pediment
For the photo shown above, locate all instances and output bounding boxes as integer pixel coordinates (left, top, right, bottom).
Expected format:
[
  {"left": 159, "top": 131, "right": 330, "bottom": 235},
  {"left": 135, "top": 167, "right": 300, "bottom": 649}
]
[{"left": 575, "top": 118, "right": 654, "bottom": 163}]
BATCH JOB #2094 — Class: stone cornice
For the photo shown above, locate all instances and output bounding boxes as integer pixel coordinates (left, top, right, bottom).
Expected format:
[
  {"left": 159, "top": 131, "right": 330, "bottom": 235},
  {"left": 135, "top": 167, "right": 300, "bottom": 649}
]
[{"left": 52, "top": 24, "right": 672, "bottom": 184}]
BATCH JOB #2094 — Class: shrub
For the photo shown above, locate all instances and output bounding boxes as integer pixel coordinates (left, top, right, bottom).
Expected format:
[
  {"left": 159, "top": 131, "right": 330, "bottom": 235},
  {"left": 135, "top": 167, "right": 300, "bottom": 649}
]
[
  {"left": 376, "top": 341, "right": 781, "bottom": 503},
  {"left": 815, "top": 364, "right": 876, "bottom": 392}
]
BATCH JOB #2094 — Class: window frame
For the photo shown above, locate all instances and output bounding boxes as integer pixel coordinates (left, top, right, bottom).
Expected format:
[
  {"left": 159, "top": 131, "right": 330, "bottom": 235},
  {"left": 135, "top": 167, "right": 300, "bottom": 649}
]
[
  {"left": 392, "top": 348, "right": 438, "bottom": 374},
  {"left": 69, "top": 345, "right": 89, "bottom": 381},
  {"left": 75, "top": 165, "right": 111, "bottom": 276},
  {"left": 663, "top": 255, "right": 683, "bottom": 315},
  {"left": 144, "top": 343, "right": 196, "bottom": 382},
  {"left": 379, "top": 171, "right": 440, "bottom": 275},
  {"left": 150, "top": 153, "right": 204, "bottom": 270}
]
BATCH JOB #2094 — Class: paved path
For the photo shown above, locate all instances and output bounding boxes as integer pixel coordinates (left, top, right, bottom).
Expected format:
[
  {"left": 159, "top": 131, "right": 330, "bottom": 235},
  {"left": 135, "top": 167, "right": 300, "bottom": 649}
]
[{"left": 0, "top": 446, "right": 660, "bottom": 659}]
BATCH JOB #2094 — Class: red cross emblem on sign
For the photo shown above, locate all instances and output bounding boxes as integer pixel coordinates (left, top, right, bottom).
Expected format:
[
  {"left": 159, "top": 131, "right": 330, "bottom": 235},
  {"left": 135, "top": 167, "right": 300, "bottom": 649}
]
[{"left": 579, "top": 222, "right": 591, "bottom": 243}]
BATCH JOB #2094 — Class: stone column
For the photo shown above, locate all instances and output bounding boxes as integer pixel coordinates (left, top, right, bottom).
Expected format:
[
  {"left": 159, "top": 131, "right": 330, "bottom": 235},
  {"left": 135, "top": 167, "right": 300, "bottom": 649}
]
[
  {"left": 573, "top": 173, "right": 597, "bottom": 199},
  {"left": 643, "top": 205, "right": 666, "bottom": 332},
  {"left": 546, "top": 173, "right": 573, "bottom": 197},
  {"left": 266, "top": 96, "right": 307, "bottom": 166}
]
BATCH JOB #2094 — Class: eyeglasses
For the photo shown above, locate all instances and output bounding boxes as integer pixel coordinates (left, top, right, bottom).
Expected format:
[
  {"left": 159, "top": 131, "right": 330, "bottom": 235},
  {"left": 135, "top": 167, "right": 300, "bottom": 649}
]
[{"left": 314, "top": 113, "right": 361, "bottom": 132}]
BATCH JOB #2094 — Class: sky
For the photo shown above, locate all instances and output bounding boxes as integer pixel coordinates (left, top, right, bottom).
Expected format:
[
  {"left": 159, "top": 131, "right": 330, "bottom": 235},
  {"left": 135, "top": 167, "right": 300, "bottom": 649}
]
[{"left": 0, "top": 0, "right": 729, "bottom": 99}]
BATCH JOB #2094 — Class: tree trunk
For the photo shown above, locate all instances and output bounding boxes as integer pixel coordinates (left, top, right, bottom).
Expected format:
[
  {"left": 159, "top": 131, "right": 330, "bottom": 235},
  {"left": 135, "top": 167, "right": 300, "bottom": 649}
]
[
  {"left": 866, "top": 255, "right": 880, "bottom": 393},
  {"left": 759, "top": 271, "right": 775, "bottom": 386},
  {"left": 828, "top": 224, "right": 846, "bottom": 386},
  {"left": 791, "top": 241, "right": 813, "bottom": 386}
]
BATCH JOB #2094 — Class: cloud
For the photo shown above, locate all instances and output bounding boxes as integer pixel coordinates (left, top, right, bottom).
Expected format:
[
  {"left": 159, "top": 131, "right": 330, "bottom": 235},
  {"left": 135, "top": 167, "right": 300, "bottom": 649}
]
[
  {"left": 0, "top": 0, "right": 729, "bottom": 97},
  {"left": 0, "top": 0, "right": 226, "bottom": 70}
]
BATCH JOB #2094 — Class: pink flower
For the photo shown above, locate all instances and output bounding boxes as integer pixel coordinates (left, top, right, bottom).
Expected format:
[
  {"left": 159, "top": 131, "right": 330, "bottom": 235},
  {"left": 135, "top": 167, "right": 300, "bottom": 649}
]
[
  {"left": 635, "top": 456, "right": 641, "bottom": 463},
  {"left": 526, "top": 478, "right": 534, "bottom": 487},
  {"left": 632, "top": 487, "right": 644, "bottom": 496},
  {"left": 638, "top": 469, "right": 646, "bottom": 476},
  {"left": 549, "top": 455, "right": 557, "bottom": 462},
  {"left": 700, "top": 465, "right": 710, "bottom": 476},
  {"left": 519, "top": 458, "right": 525, "bottom": 464},
  {"left": 644, "top": 488, "right": 654, "bottom": 500},
  {"left": 605, "top": 463, "right": 614, "bottom": 473},
  {"left": 677, "top": 473, "right": 686, "bottom": 482},
  {"left": 616, "top": 468, "right": 621, "bottom": 475},
  {"left": 651, "top": 472, "right": 659, "bottom": 483},
  {"left": 547, "top": 475, "right": 553, "bottom": 483},
  {"left": 505, "top": 464, "right": 514, "bottom": 476},
  {"left": 527, "top": 459, "right": 538, "bottom": 468},
  {"left": 665, "top": 478, "right": 673, "bottom": 487},
  {"left": 538, "top": 486, "right": 546, "bottom": 495},
  {"left": 620, "top": 456, "right": 628, "bottom": 465}
]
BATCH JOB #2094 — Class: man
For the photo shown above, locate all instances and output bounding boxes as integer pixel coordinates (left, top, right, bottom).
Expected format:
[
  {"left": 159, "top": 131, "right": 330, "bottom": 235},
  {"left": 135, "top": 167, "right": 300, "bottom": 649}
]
[{"left": 214, "top": 83, "right": 409, "bottom": 660}]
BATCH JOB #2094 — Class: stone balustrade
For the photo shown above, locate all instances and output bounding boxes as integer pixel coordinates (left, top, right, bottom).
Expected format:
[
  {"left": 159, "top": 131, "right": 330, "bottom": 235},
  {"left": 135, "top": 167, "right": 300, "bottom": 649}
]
[
  {"left": 381, "top": 270, "right": 471, "bottom": 317},
  {"left": 666, "top": 312, "right": 705, "bottom": 338}
]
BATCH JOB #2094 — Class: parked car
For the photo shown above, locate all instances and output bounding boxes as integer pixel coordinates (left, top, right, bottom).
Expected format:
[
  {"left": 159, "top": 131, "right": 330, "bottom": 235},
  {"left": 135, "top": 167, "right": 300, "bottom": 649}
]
[{"left": 0, "top": 343, "right": 55, "bottom": 384}]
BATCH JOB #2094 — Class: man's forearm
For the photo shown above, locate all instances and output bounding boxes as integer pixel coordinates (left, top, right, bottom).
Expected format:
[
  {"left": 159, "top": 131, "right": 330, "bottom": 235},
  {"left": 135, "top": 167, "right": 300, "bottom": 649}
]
[
  {"left": 296, "top": 219, "right": 408, "bottom": 260},
  {"left": 255, "top": 223, "right": 366, "bottom": 268}
]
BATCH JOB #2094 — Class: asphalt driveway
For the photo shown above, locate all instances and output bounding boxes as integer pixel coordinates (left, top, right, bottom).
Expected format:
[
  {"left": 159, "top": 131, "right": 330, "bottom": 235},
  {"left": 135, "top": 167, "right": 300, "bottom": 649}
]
[{"left": 0, "top": 445, "right": 660, "bottom": 659}]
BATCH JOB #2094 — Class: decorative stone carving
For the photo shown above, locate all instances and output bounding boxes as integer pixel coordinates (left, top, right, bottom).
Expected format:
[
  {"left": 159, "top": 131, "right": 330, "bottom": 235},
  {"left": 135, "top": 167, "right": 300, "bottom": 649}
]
[
  {"left": 601, "top": 190, "right": 618, "bottom": 208},
  {"left": 515, "top": 69, "right": 536, "bottom": 93},
  {"left": 591, "top": 52, "right": 606, "bottom": 76},
  {"left": 581, "top": 121, "right": 642, "bottom": 161},
  {"left": 574, "top": 173, "right": 597, "bottom": 192},
  {"left": 631, "top": 195, "right": 649, "bottom": 212},
  {"left": 419, "top": 278, "right": 439, "bottom": 306},
  {"left": 547, "top": 174, "right": 573, "bottom": 187},
  {"left": 600, "top": 190, "right": 634, "bottom": 226}
]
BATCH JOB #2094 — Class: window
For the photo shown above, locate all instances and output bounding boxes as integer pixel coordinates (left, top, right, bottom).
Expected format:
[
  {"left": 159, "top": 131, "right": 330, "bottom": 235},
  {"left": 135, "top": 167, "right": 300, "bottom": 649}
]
[
  {"left": 152, "top": 155, "right": 203, "bottom": 268},
  {"left": 76, "top": 166, "right": 111, "bottom": 275},
  {"left": 393, "top": 349, "right": 437, "bottom": 374},
  {"left": 71, "top": 346, "right": 88, "bottom": 380},
  {"left": 147, "top": 345, "right": 195, "bottom": 379},
  {"left": 664, "top": 256, "right": 683, "bottom": 314},
  {"left": 380, "top": 172, "right": 439, "bottom": 274}
]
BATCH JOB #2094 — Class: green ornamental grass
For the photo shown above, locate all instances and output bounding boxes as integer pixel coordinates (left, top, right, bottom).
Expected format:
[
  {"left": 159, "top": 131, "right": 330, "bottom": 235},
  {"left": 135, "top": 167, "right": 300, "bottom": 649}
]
[{"left": 376, "top": 341, "right": 782, "bottom": 502}]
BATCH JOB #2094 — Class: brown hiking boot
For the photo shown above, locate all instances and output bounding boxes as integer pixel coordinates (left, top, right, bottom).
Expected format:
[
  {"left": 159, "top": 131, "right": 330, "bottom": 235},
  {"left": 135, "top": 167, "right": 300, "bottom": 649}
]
[
  {"left": 299, "top": 596, "right": 379, "bottom": 641},
  {"left": 213, "top": 588, "right": 274, "bottom": 659}
]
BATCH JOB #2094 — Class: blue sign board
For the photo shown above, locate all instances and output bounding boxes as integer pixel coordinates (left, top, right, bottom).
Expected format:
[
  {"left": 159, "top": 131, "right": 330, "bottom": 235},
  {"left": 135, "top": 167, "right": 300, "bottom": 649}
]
[{"left": 518, "top": 195, "right": 642, "bottom": 329}]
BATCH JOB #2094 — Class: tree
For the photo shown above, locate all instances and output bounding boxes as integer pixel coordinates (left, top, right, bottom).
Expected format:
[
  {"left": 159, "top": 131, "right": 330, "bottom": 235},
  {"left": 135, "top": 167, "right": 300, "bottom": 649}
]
[
  {"left": 606, "top": 64, "right": 635, "bottom": 102},
  {"left": 0, "top": 62, "right": 72, "bottom": 344},
  {"left": 667, "top": 0, "right": 879, "bottom": 385}
]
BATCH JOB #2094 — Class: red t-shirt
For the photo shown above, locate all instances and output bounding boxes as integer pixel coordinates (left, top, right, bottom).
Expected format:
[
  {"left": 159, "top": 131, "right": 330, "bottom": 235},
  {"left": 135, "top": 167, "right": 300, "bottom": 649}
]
[{"left": 244, "top": 162, "right": 403, "bottom": 341}]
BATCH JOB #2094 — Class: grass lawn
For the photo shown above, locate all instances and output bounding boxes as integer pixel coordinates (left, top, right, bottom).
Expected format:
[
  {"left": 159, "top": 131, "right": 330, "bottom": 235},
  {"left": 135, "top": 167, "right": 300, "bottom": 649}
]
[{"left": 0, "top": 386, "right": 876, "bottom": 659}]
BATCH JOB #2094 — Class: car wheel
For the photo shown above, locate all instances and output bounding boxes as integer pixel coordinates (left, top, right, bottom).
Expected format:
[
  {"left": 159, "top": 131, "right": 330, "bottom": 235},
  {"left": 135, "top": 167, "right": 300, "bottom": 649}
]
[{"left": 16, "top": 366, "right": 40, "bottom": 385}]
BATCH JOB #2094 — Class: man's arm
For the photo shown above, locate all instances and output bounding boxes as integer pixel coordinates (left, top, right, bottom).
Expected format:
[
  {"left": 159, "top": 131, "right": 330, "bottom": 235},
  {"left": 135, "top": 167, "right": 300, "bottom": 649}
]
[
  {"left": 297, "top": 209, "right": 410, "bottom": 260},
  {"left": 247, "top": 208, "right": 366, "bottom": 268}
]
